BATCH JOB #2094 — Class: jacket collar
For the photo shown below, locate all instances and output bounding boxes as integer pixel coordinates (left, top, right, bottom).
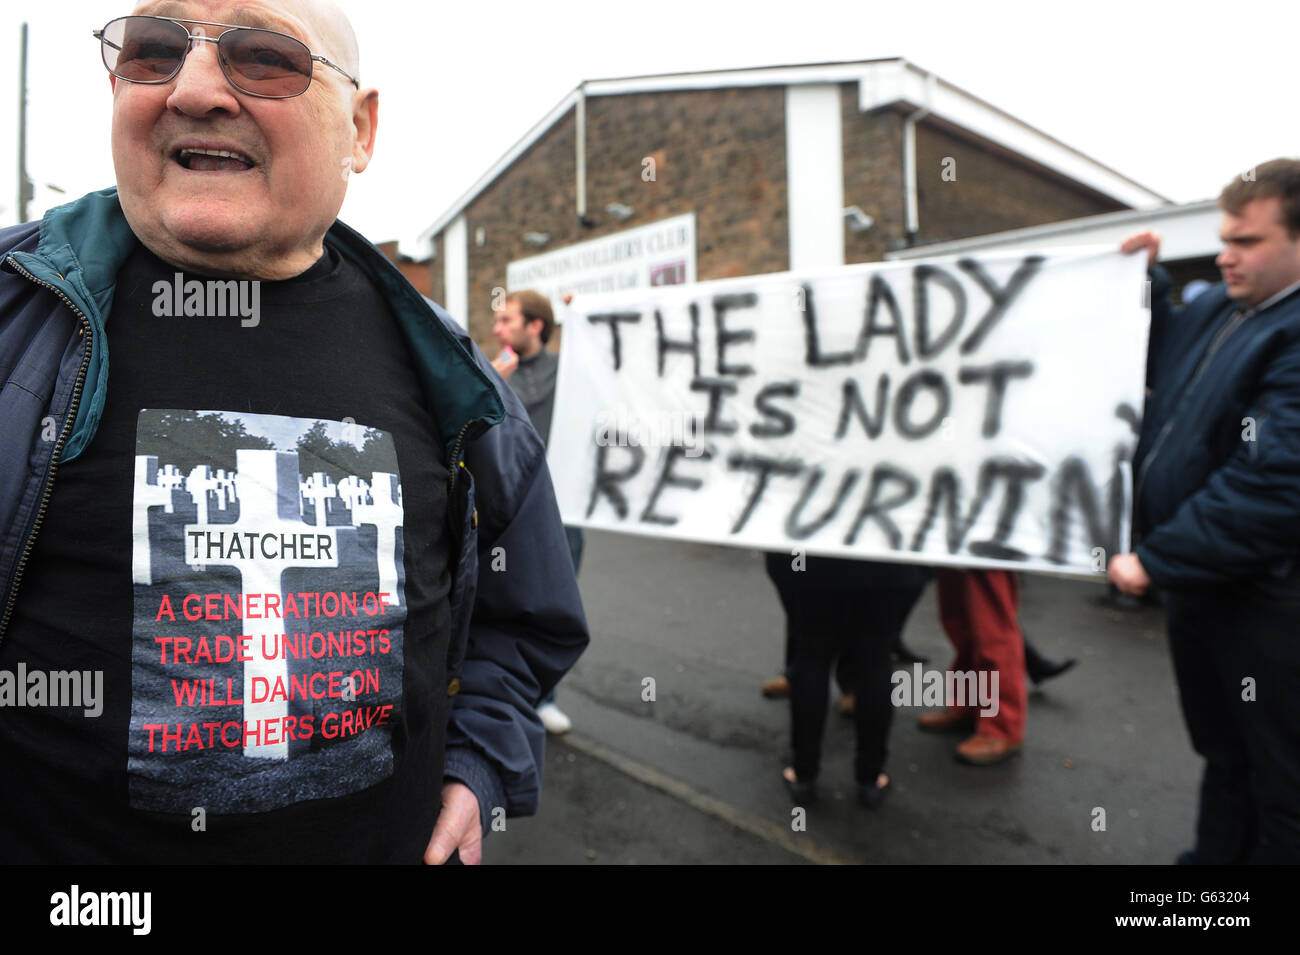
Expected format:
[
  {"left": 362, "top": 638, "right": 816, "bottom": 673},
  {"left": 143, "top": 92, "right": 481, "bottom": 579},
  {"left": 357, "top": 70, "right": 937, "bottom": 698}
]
[
  {"left": 1246, "top": 278, "right": 1300, "bottom": 317},
  {"left": 10, "top": 188, "right": 503, "bottom": 462}
]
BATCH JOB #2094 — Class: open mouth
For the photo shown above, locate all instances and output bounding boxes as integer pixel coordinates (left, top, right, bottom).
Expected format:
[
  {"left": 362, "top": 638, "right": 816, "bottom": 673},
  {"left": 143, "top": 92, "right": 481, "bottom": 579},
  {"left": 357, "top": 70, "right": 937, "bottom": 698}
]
[{"left": 174, "top": 147, "right": 255, "bottom": 172}]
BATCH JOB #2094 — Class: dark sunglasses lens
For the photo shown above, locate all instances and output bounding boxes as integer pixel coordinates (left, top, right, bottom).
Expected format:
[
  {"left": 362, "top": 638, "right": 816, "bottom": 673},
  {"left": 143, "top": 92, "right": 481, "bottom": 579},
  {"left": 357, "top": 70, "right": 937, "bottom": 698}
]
[
  {"left": 221, "top": 28, "right": 313, "bottom": 96},
  {"left": 101, "top": 16, "right": 188, "bottom": 82}
]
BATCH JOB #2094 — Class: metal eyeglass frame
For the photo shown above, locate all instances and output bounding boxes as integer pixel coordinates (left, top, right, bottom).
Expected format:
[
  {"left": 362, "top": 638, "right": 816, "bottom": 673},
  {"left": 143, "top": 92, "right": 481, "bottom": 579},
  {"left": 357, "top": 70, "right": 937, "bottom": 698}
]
[{"left": 93, "top": 15, "right": 360, "bottom": 98}]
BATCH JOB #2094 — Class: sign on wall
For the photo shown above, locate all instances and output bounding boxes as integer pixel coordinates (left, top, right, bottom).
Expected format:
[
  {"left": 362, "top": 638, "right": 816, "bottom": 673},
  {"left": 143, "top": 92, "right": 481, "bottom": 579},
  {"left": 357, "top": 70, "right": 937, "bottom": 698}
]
[
  {"left": 548, "top": 248, "right": 1149, "bottom": 577},
  {"left": 506, "top": 213, "right": 696, "bottom": 310}
]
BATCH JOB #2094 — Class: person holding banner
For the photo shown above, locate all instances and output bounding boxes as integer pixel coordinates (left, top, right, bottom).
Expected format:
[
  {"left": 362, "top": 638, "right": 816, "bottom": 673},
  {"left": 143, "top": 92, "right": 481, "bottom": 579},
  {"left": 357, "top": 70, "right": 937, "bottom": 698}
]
[{"left": 1113, "top": 158, "right": 1300, "bottom": 864}]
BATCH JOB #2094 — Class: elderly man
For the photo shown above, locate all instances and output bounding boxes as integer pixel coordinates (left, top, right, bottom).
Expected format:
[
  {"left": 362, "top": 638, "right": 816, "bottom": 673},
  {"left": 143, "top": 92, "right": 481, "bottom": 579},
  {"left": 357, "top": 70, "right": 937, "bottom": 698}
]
[
  {"left": 1114, "top": 159, "right": 1300, "bottom": 864},
  {"left": 0, "top": 0, "right": 587, "bottom": 864}
]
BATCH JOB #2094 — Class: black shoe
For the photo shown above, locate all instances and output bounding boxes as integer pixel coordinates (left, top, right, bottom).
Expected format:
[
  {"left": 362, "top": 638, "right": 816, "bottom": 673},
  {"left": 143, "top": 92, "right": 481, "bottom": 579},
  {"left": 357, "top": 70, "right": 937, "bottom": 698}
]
[
  {"left": 892, "top": 641, "right": 928, "bottom": 665},
  {"left": 782, "top": 768, "right": 817, "bottom": 805},
  {"left": 857, "top": 775, "right": 891, "bottom": 810},
  {"left": 1024, "top": 639, "right": 1077, "bottom": 685}
]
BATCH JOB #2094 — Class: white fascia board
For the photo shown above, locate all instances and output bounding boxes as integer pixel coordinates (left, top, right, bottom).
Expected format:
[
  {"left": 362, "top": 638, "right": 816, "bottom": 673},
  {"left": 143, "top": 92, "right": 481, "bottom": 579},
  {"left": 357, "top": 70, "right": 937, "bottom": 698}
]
[
  {"left": 884, "top": 199, "right": 1223, "bottom": 262},
  {"left": 860, "top": 60, "right": 1169, "bottom": 209},
  {"left": 581, "top": 62, "right": 887, "bottom": 96}
]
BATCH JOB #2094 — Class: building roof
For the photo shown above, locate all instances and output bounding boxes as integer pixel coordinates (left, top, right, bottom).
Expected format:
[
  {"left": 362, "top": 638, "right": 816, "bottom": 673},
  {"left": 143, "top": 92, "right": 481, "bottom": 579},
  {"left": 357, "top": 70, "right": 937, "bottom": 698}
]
[
  {"left": 411, "top": 58, "right": 1171, "bottom": 258},
  {"left": 884, "top": 198, "right": 1222, "bottom": 261}
]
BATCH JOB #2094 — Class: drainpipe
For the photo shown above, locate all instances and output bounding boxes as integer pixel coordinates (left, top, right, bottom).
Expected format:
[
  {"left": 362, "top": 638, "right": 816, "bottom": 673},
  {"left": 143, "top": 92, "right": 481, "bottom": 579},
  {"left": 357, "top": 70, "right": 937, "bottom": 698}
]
[
  {"left": 903, "top": 70, "right": 935, "bottom": 247},
  {"left": 576, "top": 83, "right": 592, "bottom": 227}
]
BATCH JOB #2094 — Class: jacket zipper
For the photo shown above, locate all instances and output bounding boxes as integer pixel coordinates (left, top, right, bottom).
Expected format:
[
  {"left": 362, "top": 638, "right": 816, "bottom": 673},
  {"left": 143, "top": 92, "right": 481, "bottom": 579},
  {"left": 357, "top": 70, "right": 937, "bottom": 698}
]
[
  {"left": 1134, "top": 307, "right": 1247, "bottom": 507},
  {"left": 447, "top": 419, "right": 475, "bottom": 496},
  {"left": 0, "top": 256, "right": 93, "bottom": 647}
]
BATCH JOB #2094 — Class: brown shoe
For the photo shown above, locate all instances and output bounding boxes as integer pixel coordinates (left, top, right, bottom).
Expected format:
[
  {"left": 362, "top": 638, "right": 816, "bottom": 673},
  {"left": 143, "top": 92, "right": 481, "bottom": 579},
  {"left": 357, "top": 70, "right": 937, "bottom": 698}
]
[
  {"left": 954, "top": 732, "right": 1022, "bottom": 765},
  {"left": 917, "top": 708, "right": 975, "bottom": 733},
  {"left": 837, "top": 693, "right": 855, "bottom": 717},
  {"left": 761, "top": 675, "right": 790, "bottom": 699}
]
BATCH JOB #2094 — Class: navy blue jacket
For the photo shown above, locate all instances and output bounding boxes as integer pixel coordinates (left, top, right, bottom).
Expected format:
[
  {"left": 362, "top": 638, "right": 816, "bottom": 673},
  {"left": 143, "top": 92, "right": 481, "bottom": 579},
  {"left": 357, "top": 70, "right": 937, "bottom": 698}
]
[
  {"left": 0, "top": 188, "right": 588, "bottom": 833},
  {"left": 1133, "top": 266, "right": 1300, "bottom": 591}
]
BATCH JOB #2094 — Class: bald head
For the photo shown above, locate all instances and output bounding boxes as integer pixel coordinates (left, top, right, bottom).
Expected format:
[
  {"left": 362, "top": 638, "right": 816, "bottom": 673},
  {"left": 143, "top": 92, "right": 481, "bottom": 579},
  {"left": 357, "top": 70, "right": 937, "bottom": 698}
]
[{"left": 293, "top": 0, "right": 360, "bottom": 83}]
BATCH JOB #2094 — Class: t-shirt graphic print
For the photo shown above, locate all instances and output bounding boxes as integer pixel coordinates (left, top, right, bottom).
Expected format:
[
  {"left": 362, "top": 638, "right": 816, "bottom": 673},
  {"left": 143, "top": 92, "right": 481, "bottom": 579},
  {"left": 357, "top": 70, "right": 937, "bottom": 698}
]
[{"left": 128, "top": 409, "right": 407, "bottom": 814}]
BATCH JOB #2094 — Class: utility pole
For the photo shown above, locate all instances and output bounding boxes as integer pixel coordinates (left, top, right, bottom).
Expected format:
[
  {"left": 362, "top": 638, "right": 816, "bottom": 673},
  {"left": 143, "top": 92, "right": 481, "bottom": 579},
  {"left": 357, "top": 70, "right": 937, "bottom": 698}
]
[{"left": 17, "top": 23, "right": 31, "bottom": 223}]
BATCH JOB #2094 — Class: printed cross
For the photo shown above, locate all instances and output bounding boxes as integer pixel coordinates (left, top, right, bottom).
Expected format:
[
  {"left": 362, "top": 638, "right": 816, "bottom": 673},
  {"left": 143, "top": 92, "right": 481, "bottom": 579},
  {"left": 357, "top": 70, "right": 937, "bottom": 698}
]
[
  {"left": 336, "top": 475, "right": 371, "bottom": 515},
  {"left": 302, "top": 472, "right": 337, "bottom": 528},
  {"left": 186, "top": 465, "right": 223, "bottom": 525},
  {"left": 353, "top": 472, "right": 404, "bottom": 607},
  {"left": 214, "top": 468, "right": 238, "bottom": 509},
  {"left": 157, "top": 464, "right": 186, "bottom": 491},
  {"left": 133, "top": 455, "right": 178, "bottom": 586},
  {"left": 184, "top": 449, "right": 338, "bottom": 759}
]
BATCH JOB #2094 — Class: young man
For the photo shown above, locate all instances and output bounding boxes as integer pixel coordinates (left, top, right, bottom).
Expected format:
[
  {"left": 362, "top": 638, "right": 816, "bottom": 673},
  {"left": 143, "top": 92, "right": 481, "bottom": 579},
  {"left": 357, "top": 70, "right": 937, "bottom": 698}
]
[
  {"left": 491, "top": 290, "right": 582, "bottom": 735},
  {"left": 1114, "top": 159, "right": 1300, "bottom": 863}
]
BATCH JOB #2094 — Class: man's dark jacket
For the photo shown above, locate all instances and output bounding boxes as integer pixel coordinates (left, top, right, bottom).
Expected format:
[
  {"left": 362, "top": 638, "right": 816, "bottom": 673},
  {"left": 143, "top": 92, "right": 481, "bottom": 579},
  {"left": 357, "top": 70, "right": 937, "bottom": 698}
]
[
  {"left": 0, "top": 188, "right": 588, "bottom": 834},
  {"left": 1134, "top": 266, "right": 1300, "bottom": 590}
]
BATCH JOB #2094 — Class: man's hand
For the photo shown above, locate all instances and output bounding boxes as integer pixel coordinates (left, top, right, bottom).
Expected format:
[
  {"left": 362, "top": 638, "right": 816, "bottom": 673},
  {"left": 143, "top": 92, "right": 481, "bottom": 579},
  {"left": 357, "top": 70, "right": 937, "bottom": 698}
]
[
  {"left": 1121, "top": 231, "right": 1161, "bottom": 268},
  {"left": 424, "top": 781, "right": 483, "bottom": 865},
  {"left": 1108, "top": 552, "right": 1152, "bottom": 596},
  {"left": 491, "top": 347, "right": 518, "bottom": 381}
]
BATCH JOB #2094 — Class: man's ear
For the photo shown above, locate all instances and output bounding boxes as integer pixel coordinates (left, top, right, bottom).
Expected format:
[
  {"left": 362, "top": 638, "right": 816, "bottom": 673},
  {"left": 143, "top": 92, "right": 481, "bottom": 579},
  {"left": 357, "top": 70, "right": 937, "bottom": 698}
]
[{"left": 349, "top": 89, "right": 379, "bottom": 175}]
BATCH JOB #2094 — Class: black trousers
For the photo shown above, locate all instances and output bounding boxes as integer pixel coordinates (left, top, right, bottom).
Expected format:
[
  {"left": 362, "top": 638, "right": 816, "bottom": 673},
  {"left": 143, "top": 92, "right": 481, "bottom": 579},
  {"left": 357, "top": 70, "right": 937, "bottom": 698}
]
[
  {"left": 765, "top": 554, "right": 929, "bottom": 785},
  {"left": 1165, "top": 585, "right": 1300, "bottom": 863}
]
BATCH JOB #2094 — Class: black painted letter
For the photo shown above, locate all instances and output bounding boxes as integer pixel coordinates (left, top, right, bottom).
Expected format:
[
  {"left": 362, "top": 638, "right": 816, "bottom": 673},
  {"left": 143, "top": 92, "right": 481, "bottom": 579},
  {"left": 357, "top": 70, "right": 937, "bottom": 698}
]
[
  {"left": 587, "top": 312, "right": 642, "bottom": 371},
  {"left": 713, "top": 293, "right": 758, "bottom": 377}
]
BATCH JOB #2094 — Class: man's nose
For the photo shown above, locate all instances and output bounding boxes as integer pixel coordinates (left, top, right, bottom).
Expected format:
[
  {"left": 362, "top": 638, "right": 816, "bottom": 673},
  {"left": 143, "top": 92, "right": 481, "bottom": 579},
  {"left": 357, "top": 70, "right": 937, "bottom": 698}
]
[
  {"left": 166, "top": 36, "right": 241, "bottom": 116},
  {"left": 1217, "top": 247, "right": 1236, "bottom": 268}
]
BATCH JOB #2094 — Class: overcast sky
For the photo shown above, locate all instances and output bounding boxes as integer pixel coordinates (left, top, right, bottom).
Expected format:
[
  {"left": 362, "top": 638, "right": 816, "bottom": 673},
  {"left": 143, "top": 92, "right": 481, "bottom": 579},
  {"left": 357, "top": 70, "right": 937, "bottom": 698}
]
[{"left": 2, "top": 0, "right": 1296, "bottom": 249}]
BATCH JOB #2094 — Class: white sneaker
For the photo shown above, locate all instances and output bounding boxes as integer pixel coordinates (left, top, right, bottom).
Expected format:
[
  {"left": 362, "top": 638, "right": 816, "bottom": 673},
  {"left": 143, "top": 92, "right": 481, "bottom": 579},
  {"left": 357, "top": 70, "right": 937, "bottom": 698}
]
[{"left": 537, "top": 702, "right": 572, "bottom": 735}]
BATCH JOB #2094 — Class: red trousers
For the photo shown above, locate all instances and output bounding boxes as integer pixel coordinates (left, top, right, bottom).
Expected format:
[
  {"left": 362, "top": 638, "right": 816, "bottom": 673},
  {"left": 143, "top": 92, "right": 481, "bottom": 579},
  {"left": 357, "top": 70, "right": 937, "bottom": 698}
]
[{"left": 934, "top": 569, "right": 1026, "bottom": 741}]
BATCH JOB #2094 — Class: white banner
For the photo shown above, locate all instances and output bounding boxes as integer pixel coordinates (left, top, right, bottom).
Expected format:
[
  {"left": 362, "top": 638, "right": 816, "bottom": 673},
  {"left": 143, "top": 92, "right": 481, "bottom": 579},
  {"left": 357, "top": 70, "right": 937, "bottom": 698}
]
[{"left": 549, "top": 248, "right": 1149, "bottom": 578}]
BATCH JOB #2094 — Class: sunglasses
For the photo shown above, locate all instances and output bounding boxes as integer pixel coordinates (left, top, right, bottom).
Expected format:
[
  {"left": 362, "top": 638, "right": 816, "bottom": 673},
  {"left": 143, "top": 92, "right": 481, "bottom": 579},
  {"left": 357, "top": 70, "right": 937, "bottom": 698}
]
[{"left": 93, "top": 15, "right": 359, "bottom": 99}]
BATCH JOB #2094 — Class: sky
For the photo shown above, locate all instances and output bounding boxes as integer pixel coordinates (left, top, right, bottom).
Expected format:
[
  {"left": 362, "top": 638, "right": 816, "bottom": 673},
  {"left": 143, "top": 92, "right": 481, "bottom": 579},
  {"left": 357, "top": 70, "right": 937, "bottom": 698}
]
[{"left": 2, "top": 0, "right": 1297, "bottom": 251}]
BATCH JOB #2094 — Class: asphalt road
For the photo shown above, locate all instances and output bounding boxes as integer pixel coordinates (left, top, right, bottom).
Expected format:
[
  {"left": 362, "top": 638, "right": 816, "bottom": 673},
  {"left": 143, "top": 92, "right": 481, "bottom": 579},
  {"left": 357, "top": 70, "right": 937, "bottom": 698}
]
[{"left": 482, "top": 529, "right": 1199, "bottom": 865}]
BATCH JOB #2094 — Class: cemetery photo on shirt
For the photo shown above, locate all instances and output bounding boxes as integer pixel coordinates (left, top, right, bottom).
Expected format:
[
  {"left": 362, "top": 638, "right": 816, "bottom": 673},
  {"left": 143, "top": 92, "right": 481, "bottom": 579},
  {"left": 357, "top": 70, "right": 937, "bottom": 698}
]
[{"left": 129, "top": 410, "right": 407, "bottom": 814}]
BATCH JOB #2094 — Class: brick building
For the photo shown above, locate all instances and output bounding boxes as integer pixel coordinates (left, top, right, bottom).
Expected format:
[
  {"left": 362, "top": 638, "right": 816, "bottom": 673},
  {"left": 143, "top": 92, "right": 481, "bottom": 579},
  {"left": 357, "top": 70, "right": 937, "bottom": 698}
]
[
  {"left": 413, "top": 59, "right": 1167, "bottom": 349},
  {"left": 375, "top": 241, "right": 432, "bottom": 299}
]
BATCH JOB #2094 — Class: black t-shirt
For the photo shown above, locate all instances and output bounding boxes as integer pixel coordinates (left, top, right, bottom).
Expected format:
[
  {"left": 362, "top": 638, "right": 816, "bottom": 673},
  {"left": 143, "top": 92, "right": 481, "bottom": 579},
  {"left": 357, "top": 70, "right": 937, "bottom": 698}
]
[{"left": 0, "top": 242, "right": 452, "bottom": 862}]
